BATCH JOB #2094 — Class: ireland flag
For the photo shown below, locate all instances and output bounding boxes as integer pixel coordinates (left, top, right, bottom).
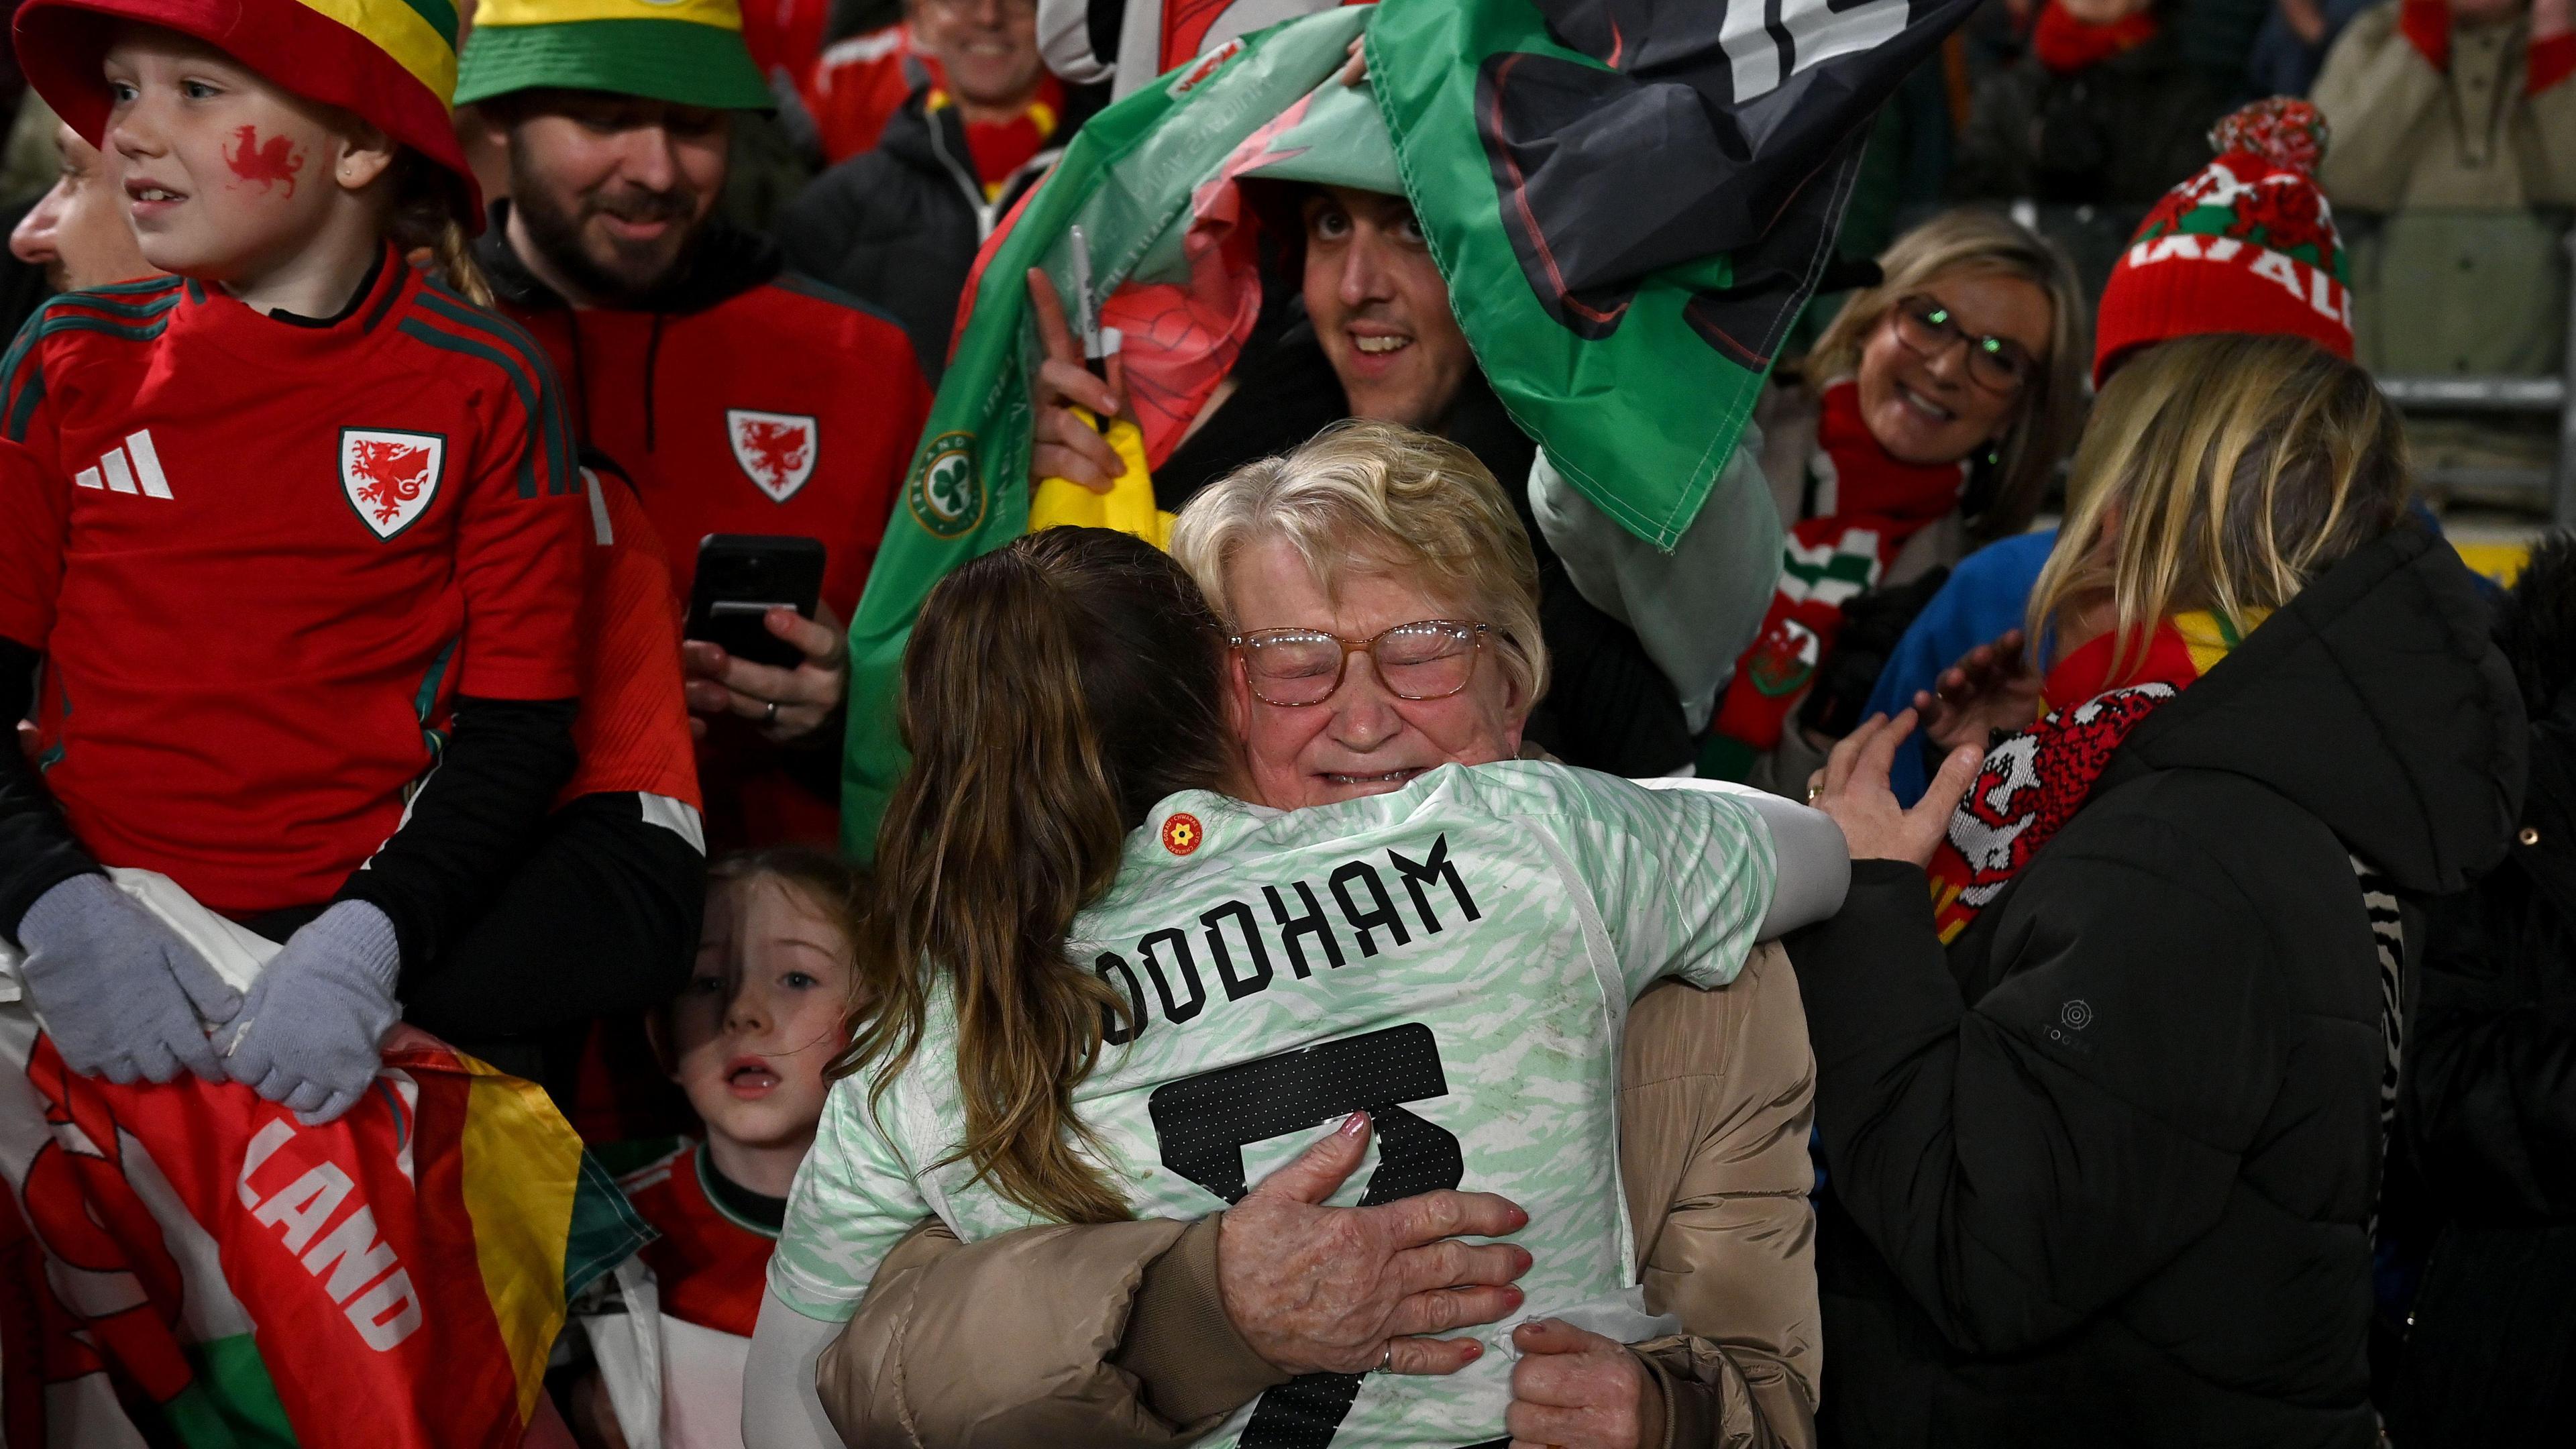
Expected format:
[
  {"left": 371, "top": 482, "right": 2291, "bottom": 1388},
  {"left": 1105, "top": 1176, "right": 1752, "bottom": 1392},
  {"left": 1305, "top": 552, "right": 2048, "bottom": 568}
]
[{"left": 844, "top": 0, "right": 1980, "bottom": 852}]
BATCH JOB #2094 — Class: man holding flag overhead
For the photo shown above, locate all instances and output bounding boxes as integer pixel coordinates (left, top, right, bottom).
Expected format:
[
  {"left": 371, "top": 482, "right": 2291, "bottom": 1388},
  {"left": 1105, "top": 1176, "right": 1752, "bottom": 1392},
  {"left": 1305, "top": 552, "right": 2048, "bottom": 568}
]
[
  {"left": 850, "top": 3, "right": 1947, "bottom": 845},
  {"left": 1020, "top": 64, "right": 1770, "bottom": 781},
  {"left": 839, "top": 0, "right": 1983, "bottom": 857}
]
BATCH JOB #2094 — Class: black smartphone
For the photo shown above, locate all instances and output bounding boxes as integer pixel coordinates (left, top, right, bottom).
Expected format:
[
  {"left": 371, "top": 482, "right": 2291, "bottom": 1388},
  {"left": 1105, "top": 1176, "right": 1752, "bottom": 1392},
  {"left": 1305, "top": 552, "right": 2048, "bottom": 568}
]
[{"left": 686, "top": 535, "right": 827, "bottom": 670}]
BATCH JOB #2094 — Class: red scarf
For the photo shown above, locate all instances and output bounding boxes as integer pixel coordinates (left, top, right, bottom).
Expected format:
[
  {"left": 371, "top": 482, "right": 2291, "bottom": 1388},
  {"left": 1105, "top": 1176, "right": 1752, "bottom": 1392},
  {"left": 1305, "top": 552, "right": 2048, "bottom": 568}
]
[
  {"left": 2031, "top": 0, "right": 2161, "bottom": 74},
  {"left": 1925, "top": 611, "right": 2254, "bottom": 942},
  {"left": 933, "top": 74, "right": 1064, "bottom": 199},
  {"left": 1715, "top": 380, "right": 1966, "bottom": 752}
]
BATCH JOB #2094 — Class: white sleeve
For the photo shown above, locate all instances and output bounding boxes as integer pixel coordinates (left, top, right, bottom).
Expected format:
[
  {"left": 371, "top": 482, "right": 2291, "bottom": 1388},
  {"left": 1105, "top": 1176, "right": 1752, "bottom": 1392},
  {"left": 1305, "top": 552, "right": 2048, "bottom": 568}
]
[
  {"left": 741, "top": 1289, "right": 843, "bottom": 1449},
  {"left": 1630, "top": 776, "right": 1849, "bottom": 938},
  {"left": 1523, "top": 767, "right": 1776, "bottom": 998},
  {"left": 1527, "top": 434, "right": 1785, "bottom": 733},
  {"left": 1037, "top": 0, "right": 1116, "bottom": 85},
  {"left": 765, "top": 1078, "right": 932, "bottom": 1322}
]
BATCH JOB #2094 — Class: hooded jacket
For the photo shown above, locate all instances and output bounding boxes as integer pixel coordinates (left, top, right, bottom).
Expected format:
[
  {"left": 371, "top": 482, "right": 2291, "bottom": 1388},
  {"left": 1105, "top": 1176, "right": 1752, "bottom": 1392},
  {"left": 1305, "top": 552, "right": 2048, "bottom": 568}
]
[
  {"left": 1788, "top": 523, "right": 2524, "bottom": 1448},
  {"left": 2389, "top": 533, "right": 2576, "bottom": 1447},
  {"left": 2312, "top": 1, "right": 2576, "bottom": 376},
  {"left": 777, "top": 82, "right": 1102, "bottom": 380},
  {"left": 478, "top": 207, "right": 932, "bottom": 848}
]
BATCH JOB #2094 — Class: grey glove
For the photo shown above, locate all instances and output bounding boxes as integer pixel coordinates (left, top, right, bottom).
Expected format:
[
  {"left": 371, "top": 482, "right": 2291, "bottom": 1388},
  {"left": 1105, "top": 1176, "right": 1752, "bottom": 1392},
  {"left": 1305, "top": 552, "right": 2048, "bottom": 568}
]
[
  {"left": 15, "top": 873, "right": 240, "bottom": 1084},
  {"left": 221, "top": 900, "right": 400, "bottom": 1125}
]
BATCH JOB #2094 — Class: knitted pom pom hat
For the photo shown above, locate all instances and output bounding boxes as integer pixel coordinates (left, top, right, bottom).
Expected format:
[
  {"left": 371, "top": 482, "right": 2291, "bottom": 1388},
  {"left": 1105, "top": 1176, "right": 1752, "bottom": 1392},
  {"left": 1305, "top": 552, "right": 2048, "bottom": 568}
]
[
  {"left": 2092, "top": 98, "right": 2352, "bottom": 385},
  {"left": 13, "top": 0, "right": 480, "bottom": 221}
]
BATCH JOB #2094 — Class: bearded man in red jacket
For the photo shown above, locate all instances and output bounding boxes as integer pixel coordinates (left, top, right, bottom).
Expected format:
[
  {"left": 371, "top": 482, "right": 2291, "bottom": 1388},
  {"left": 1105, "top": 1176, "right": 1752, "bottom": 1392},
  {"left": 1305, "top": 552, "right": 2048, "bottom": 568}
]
[{"left": 458, "top": 0, "right": 935, "bottom": 853}]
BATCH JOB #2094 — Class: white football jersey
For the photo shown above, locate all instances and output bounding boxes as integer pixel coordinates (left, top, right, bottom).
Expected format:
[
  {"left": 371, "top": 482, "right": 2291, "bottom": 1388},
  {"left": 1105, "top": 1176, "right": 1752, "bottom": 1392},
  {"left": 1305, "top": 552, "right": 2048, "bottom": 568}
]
[{"left": 771, "top": 760, "right": 1776, "bottom": 1448}]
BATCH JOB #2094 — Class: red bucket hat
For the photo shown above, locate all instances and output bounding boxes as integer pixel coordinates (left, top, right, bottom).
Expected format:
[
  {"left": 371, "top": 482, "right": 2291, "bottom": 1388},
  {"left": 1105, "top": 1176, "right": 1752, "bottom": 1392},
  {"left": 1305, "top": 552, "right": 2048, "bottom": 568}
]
[{"left": 14, "top": 0, "right": 482, "bottom": 225}]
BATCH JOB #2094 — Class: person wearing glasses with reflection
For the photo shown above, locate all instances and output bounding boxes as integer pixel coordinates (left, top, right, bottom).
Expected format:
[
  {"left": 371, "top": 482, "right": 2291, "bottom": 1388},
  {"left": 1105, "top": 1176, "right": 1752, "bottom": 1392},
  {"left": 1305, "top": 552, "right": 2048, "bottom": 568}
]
[{"left": 1714, "top": 209, "right": 2088, "bottom": 796}]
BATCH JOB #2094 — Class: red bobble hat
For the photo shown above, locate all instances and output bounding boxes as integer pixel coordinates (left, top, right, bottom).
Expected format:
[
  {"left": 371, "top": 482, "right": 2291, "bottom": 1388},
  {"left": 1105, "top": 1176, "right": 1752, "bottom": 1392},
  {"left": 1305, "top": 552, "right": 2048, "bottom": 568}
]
[{"left": 2092, "top": 98, "right": 2352, "bottom": 385}]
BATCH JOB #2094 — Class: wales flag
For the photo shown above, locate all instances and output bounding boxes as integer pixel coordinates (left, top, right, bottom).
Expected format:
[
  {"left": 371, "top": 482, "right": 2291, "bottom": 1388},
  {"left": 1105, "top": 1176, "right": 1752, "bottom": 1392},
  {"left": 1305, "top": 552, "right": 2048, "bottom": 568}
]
[
  {"left": 843, "top": 0, "right": 1979, "bottom": 853},
  {"left": 0, "top": 871, "right": 649, "bottom": 1447}
]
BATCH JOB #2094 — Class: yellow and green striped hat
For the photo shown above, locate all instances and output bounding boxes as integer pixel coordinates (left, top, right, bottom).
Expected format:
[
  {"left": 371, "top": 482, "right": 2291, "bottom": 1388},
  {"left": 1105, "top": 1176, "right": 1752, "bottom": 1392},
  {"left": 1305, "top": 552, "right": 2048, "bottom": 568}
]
[
  {"left": 455, "top": 0, "right": 771, "bottom": 111},
  {"left": 16, "top": 0, "right": 481, "bottom": 215}
]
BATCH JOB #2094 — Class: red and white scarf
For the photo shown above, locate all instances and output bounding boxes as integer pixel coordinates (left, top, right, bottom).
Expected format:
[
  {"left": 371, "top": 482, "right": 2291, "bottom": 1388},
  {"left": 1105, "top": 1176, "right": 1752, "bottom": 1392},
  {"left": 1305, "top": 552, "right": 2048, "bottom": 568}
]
[
  {"left": 1926, "top": 610, "right": 2253, "bottom": 943},
  {"left": 929, "top": 74, "right": 1065, "bottom": 200},
  {"left": 1716, "top": 380, "right": 1967, "bottom": 752},
  {"left": 1920, "top": 606, "right": 2407, "bottom": 1152}
]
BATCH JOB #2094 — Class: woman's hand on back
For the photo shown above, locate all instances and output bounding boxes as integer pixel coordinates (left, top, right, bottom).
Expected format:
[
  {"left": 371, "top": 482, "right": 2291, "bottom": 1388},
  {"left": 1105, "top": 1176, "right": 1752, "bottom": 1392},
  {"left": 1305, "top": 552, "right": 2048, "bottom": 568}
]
[
  {"left": 1219, "top": 1111, "right": 1533, "bottom": 1376},
  {"left": 1912, "top": 628, "right": 2040, "bottom": 755},
  {"left": 1811, "top": 710, "right": 1982, "bottom": 867}
]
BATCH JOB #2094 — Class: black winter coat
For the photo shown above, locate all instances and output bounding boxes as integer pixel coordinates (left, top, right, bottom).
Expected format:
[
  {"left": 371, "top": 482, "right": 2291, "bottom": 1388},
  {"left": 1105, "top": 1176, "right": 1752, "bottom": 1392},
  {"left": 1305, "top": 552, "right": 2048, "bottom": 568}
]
[
  {"left": 1790, "top": 525, "right": 2524, "bottom": 1448},
  {"left": 777, "top": 85, "right": 1097, "bottom": 380},
  {"left": 2390, "top": 535, "right": 2576, "bottom": 1448},
  {"left": 1951, "top": 28, "right": 2225, "bottom": 208}
]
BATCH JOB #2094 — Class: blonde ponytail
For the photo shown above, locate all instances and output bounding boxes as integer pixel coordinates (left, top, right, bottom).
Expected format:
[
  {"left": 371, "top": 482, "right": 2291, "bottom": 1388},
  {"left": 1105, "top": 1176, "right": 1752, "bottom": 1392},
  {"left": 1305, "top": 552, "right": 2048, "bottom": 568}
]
[
  {"left": 386, "top": 153, "right": 492, "bottom": 306},
  {"left": 423, "top": 215, "right": 494, "bottom": 307}
]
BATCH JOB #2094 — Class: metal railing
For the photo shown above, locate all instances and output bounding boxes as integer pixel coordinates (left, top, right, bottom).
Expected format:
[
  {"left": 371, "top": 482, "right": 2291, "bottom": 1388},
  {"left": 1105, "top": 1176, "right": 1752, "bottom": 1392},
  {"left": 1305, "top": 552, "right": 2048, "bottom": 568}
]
[{"left": 2373, "top": 229, "right": 2576, "bottom": 529}]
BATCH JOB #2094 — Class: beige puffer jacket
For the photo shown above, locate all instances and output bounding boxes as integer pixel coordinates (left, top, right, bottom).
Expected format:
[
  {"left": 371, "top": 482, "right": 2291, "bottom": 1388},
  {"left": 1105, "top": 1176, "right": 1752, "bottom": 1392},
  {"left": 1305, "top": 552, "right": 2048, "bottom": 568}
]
[
  {"left": 2313, "top": 1, "right": 2576, "bottom": 375},
  {"left": 815, "top": 943, "right": 1821, "bottom": 1449}
]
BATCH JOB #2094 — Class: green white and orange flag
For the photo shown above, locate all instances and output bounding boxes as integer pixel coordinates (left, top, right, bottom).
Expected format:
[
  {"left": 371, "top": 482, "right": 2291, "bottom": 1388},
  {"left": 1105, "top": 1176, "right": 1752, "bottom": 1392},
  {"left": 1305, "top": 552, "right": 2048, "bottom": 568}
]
[{"left": 843, "top": 0, "right": 1980, "bottom": 852}]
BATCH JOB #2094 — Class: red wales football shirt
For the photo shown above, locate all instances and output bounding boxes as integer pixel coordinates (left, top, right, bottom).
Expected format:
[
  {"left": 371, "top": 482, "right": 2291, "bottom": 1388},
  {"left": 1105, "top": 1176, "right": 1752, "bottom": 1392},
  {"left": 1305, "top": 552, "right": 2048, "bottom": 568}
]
[
  {"left": 505, "top": 275, "right": 930, "bottom": 628},
  {"left": 502, "top": 267, "right": 930, "bottom": 850},
  {"left": 566, "top": 472, "right": 701, "bottom": 810},
  {"left": 621, "top": 1138, "right": 775, "bottom": 1338},
  {"left": 0, "top": 255, "right": 586, "bottom": 916},
  {"left": 619, "top": 1139, "right": 777, "bottom": 1449}
]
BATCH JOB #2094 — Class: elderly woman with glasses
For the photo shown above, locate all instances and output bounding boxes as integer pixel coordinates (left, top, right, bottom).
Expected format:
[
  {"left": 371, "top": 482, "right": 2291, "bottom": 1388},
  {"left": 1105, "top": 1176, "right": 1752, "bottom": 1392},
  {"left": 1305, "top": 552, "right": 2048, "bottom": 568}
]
[
  {"left": 1715, "top": 209, "right": 2086, "bottom": 792},
  {"left": 744, "top": 421, "right": 1851, "bottom": 1449},
  {"left": 1196, "top": 427, "right": 1554, "bottom": 808}
]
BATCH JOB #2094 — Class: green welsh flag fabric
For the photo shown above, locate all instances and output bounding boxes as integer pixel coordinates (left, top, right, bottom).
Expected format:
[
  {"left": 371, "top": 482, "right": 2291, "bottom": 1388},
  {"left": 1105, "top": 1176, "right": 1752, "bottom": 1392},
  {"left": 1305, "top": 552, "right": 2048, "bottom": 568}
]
[
  {"left": 1364, "top": 0, "right": 1977, "bottom": 547},
  {"left": 841, "top": 7, "right": 1374, "bottom": 855}
]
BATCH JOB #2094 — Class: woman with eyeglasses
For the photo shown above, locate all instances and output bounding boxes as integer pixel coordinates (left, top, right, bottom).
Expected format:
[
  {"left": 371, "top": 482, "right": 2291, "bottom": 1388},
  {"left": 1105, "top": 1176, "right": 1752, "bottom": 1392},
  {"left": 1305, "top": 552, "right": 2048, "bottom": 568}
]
[
  {"left": 1714, "top": 209, "right": 2086, "bottom": 795},
  {"left": 745, "top": 422, "right": 1851, "bottom": 1449}
]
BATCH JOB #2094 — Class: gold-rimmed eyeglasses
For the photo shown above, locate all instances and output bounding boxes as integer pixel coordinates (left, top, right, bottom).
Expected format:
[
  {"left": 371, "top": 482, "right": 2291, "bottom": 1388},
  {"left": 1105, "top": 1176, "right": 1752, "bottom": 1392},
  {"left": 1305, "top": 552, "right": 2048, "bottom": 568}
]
[{"left": 1229, "top": 621, "right": 1495, "bottom": 707}]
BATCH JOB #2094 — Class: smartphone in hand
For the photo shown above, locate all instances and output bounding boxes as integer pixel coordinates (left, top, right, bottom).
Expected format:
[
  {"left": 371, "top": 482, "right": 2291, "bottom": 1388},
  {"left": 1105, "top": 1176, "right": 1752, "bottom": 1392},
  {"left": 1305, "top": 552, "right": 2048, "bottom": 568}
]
[{"left": 685, "top": 535, "right": 826, "bottom": 671}]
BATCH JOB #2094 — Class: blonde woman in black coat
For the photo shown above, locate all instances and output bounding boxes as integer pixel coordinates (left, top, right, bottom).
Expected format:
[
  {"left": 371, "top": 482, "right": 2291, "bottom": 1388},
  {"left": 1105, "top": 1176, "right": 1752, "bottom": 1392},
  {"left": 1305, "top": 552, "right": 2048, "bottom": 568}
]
[{"left": 1799, "top": 333, "right": 2525, "bottom": 1448}]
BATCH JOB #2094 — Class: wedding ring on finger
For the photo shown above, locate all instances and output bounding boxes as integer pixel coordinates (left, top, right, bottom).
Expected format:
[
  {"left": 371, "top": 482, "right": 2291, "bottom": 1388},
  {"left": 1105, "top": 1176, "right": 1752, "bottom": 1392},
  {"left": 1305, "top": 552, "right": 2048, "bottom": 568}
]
[
  {"left": 1377, "top": 1343, "right": 1394, "bottom": 1374},
  {"left": 764, "top": 698, "right": 780, "bottom": 724}
]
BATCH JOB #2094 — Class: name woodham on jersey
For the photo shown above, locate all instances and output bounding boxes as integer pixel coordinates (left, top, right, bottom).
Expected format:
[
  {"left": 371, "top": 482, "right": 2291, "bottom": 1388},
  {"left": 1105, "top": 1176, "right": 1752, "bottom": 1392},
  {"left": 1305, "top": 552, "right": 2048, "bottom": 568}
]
[{"left": 1093, "top": 835, "right": 1486, "bottom": 1042}]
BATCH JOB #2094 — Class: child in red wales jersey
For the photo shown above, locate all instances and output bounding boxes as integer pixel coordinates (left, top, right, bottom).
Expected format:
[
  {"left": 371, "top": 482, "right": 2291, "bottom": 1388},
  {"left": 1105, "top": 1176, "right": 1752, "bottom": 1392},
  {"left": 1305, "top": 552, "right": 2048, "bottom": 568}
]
[
  {"left": 574, "top": 849, "right": 858, "bottom": 1449},
  {"left": 0, "top": 0, "right": 587, "bottom": 1123}
]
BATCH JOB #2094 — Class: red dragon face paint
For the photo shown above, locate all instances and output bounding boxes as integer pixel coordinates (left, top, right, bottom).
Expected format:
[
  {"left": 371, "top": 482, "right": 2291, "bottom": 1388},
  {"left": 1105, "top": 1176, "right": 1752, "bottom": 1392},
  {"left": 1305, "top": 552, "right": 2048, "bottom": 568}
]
[{"left": 224, "top": 125, "right": 303, "bottom": 197}]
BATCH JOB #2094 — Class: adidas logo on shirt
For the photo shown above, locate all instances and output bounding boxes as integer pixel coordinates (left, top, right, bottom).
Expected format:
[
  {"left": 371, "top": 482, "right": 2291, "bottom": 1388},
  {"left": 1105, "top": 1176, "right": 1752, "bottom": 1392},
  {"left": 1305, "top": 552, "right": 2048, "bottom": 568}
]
[{"left": 74, "top": 430, "right": 173, "bottom": 498}]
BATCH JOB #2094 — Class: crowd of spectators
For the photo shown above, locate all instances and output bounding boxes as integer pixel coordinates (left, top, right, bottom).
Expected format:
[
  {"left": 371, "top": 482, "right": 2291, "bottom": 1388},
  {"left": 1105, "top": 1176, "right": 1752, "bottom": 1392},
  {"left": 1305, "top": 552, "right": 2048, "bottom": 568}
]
[{"left": 0, "top": 0, "right": 2569, "bottom": 1446}]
